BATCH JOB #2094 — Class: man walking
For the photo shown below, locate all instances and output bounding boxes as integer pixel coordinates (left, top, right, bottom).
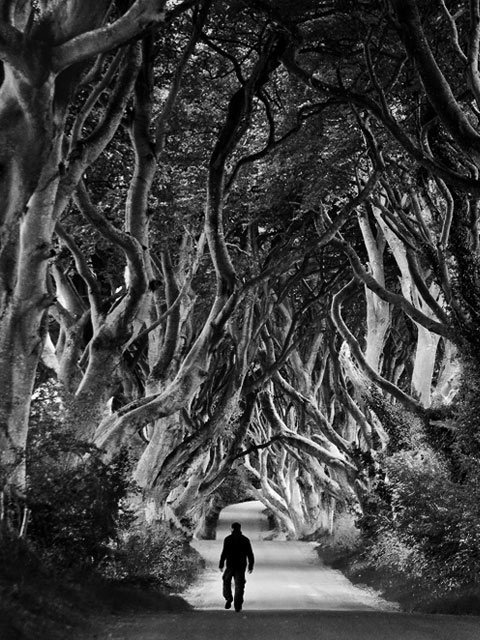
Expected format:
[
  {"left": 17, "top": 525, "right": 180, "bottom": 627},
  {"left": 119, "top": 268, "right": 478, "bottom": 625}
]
[{"left": 219, "top": 521, "right": 254, "bottom": 612}]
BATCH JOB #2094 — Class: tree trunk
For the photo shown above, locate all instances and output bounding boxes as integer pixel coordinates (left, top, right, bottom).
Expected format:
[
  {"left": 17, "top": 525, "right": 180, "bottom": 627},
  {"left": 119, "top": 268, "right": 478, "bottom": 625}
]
[
  {"left": 0, "top": 0, "right": 169, "bottom": 492},
  {"left": 411, "top": 325, "right": 441, "bottom": 406},
  {"left": 357, "top": 209, "right": 390, "bottom": 372},
  {"left": 134, "top": 416, "right": 182, "bottom": 489},
  {"left": 0, "top": 68, "right": 60, "bottom": 490}
]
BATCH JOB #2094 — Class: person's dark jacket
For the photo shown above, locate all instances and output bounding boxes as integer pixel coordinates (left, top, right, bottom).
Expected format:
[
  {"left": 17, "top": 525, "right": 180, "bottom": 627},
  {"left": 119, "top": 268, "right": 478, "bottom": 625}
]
[{"left": 219, "top": 531, "right": 254, "bottom": 572}]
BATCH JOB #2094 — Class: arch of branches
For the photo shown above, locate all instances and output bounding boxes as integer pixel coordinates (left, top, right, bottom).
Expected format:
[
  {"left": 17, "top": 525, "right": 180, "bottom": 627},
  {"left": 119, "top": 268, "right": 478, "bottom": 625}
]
[{"left": 1, "top": 0, "right": 479, "bottom": 539}]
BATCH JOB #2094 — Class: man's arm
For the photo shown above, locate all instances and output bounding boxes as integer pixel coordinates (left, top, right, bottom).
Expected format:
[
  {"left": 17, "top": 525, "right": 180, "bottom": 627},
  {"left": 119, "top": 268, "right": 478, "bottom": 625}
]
[
  {"left": 247, "top": 539, "right": 254, "bottom": 572},
  {"left": 219, "top": 539, "right": 227, "bottom": 571}
]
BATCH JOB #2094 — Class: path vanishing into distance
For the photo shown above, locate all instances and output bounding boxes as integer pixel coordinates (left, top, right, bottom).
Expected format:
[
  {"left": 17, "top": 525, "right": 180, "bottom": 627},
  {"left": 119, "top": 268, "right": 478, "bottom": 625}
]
[
  {"left": 88, "top": 501, "right": 480, "bottom": 639},
  {"left": 184, "top": 501, "right": 393, "bottom": 611}
]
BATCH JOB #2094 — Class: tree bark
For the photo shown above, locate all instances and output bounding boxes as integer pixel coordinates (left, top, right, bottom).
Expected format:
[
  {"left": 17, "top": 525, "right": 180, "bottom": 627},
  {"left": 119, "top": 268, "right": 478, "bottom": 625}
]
[
  {"left": 0, "top": 0, "right": 177, "bottom": 493},
  {"left": 0, "top": 65, "right": 60, "bottom": 489}
]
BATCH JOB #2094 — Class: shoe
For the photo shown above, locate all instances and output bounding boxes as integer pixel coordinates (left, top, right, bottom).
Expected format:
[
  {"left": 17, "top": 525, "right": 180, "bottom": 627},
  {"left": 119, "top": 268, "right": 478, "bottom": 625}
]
[
  {"left": 225, "top": 601, "right": 232, "bottom": 609},
  {"left": 235, "top": 607, "right": 242, "bottom": 612}
]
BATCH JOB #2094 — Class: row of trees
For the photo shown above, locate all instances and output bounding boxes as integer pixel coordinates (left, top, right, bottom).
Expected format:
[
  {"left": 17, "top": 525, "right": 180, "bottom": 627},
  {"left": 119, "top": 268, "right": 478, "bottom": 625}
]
[{"left": 1, "top": 0, "right": 480, "bottom": 554}]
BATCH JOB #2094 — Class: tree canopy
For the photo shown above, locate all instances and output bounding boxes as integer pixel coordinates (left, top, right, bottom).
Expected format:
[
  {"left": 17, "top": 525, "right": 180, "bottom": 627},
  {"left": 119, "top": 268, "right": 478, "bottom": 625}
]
[{"left": 1, "top": 3, "right": 480, "bottom": 578}]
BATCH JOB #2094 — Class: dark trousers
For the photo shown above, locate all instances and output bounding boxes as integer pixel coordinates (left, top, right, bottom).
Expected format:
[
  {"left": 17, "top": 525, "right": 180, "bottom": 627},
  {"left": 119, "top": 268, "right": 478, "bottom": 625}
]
[{"left": 222, "top": 567, "right": 246, "bottom": 609}]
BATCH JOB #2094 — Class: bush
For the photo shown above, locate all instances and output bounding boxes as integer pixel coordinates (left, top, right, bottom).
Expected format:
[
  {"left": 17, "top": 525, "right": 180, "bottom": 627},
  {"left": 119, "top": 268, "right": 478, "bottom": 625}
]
[
  {"left": 454, "top": 357, "right": 480, "bottom": 461},
  {"left": 26, "top": 384, "right": 135, "bottom": 568},
  {"left": 27, "top": 433, "right": 135, "bottom": 567},
  {"left": 0, "top": 532, "right": 88, "bottom": 640},
  {"left": 101, "top": 525, "right": 203, "bottom": 592},
  {"left": 363, "top": 530, "right": 423, "bottom": 579},
  {"left": 0, "top": 526, "right": 193, "bottom": 640},
  {"left": 358, "top": 446, "right": 480, "bottom": 596}
]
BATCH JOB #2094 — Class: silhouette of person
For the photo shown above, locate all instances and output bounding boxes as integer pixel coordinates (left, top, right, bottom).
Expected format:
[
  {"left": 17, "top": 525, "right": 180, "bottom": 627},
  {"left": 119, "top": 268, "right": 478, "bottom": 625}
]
[{"left": 219, "top": 521, "right": 254, "bottom": 612}]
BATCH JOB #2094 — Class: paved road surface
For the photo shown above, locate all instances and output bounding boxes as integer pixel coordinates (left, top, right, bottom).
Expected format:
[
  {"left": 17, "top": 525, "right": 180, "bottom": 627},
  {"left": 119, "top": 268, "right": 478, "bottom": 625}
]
[
  {"left": 98, "top": 610, "right": 480, "bottom": 640},
  {"left": 183, "top": 500, "right": 393, "bottom": 611},
  {"left": 88, "top": 501, "right": 480, "bottom": 639}
]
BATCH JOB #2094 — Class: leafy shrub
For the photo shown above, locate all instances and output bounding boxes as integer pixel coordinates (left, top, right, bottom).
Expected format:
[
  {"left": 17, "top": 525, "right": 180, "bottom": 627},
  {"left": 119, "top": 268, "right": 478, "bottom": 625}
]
[
  {"left": 26, "top": 383, "right": 135, "bottom": 568},
  {"left": 356, "top": 477, "right": 392, "bottom": 541},
  {"left": 101, "top": 525, "right": 203, "bottom": 591},
  {"left": 359, "top": 446, "right": 480, "bottom": 593},
  {"left": 27, "top": 434, "right": 135, "bottom": 567},
  {"left": 329, "top": 511, "right": 360, "bottom": 551},
  {"left": 453, "top": 357, "right": 480, "bottom": 462},
  {"left": 363, "top": 529, "right": 423, "bottom": 579}
]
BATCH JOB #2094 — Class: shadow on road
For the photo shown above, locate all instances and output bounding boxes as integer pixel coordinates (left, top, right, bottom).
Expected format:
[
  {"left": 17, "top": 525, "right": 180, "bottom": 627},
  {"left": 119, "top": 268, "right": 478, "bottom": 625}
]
[{"left": 102, "top": 609, "right": 480, "bottom": 640}]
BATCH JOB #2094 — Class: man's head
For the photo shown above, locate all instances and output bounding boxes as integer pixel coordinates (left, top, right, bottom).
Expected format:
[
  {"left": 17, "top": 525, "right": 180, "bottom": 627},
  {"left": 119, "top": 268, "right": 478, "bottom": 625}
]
[{"left": 231, "top": 522, "right": 241, "bottom": 533}]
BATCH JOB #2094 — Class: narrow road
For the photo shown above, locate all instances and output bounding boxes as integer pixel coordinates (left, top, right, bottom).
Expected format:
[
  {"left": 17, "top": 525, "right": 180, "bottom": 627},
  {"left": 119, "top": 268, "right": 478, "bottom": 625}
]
[
  {"left": 89, "top": 501, "right": 480, "bottom": 639},
  {"left": 184, "top": 500, "right": 393, "bottom": 611}
]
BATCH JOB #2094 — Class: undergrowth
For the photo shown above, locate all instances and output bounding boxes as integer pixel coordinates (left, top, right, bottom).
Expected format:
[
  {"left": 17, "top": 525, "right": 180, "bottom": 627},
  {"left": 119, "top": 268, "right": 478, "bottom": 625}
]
[
  {"left": 0, "top": 379, "right": 204, "bottom": 640},
  {"left": 100, "top": 525, "right": 204, "bottom": 592},
  {"left": 0, "top": 526, "right": 200, "bottom": 640},
  {"left": 318, "top": 536, "right": 480, "bottom": 615}
]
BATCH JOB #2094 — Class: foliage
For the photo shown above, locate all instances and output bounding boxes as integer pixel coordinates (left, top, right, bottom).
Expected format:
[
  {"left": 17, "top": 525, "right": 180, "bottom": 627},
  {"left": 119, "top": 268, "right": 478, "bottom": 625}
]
[
  {"left": 5, "top": 1, "right": 480, "bottom": 614},
  {"left": 214, "top": 468, "right": 253, "bottom": 506},
  {"left": 453, "top": 358, "right": 480, "bottom": 461},
  {"left": 368, "top": 390, "right": 421, "bottom": 453},
  {"left": 26, "top": 383, "right": 135, "bottom": 568},
  {"left": 358, "top": 445, "right": 480, "bottom": 595},
  {"left": 363, "top": 529, "right": 424, "bottom": 580},
  {"left": 101, "top": 524, "right": 203, "bottom": 592},
  {"left": 351, "top": 360, "right": 480, "bottom": 606},
  {"left": 0, "top": 532, "right": 87, "bottom": 640},
  {"left": 0, "top": 527, "right": 192, "bottom": 640}
]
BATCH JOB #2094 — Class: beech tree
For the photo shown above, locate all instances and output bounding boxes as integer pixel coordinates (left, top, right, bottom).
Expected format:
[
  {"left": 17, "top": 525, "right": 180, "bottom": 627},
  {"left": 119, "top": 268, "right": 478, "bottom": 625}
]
[
  {"left": 0, "top": 0, "right": 203, "bottom": 494},
  {"left": 2, "top": 0, "right": 338, "bottom": 531},
  {"left": 279, "top": 1, "right": 480, "bottom": 391},
  {"left": 4, "top": 0, "right": 480, "bottom": 545}
]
